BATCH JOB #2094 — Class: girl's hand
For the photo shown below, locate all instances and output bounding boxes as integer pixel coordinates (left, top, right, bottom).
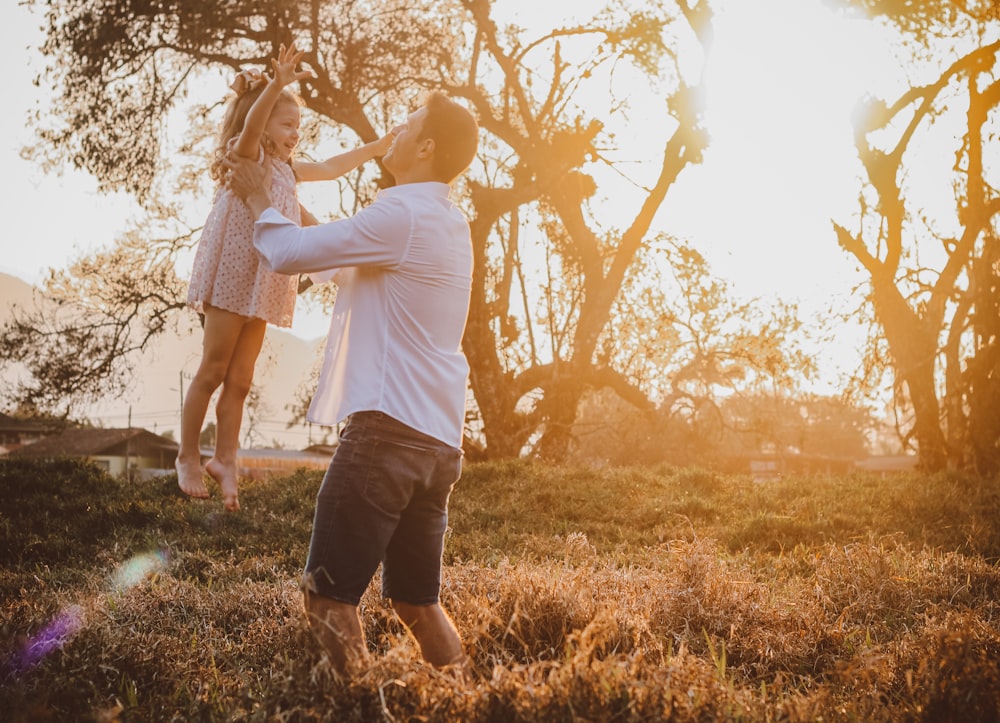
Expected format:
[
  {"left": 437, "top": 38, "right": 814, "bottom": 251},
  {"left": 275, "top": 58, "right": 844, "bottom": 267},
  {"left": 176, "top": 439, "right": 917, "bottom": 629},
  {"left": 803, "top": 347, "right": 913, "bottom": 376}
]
[
  {"left": 371, "top": 127, "right": 399, "bottom": 157},
  {"left": 270, "top": 41, "right": 314, "bottom": 89}
]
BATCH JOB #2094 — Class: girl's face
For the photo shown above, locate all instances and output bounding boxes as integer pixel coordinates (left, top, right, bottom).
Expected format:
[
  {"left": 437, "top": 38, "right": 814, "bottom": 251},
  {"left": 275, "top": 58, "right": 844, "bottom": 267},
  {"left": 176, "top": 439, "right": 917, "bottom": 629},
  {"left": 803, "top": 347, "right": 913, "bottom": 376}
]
[{"left": 265, "top": 101, "right": 302, "bottom": 161}]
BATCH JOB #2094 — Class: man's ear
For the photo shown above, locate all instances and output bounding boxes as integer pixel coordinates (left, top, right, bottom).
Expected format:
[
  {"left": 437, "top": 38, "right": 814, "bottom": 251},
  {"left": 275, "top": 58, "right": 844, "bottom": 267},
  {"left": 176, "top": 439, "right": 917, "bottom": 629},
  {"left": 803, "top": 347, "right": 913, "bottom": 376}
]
[{"left": 417, "top": 137, "right": 435, "bottom": 159}]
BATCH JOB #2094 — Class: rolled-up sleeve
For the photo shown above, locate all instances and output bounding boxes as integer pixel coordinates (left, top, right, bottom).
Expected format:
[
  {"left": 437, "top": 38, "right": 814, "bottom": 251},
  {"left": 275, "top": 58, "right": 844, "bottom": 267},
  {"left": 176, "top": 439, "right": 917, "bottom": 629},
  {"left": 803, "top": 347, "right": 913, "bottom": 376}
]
[{"left": 253, "top": 197, "right": 411, "bottom": 274}]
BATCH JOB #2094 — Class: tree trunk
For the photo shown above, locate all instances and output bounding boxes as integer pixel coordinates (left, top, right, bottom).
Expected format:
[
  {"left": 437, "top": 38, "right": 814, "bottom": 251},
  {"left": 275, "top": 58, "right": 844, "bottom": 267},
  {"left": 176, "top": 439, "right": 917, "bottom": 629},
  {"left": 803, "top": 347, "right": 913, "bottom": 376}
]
[
  {"left": 967, "top": 346, "right": 1000, "bottom": 477},
  {"left": 532, "top": 369, "right": 583, "bottom": 461},
  {"left": 870, "top": 276, "right": 949, "bottom": 471},
  {"left": 968, "top": 245, "right": 1000, "bottom": 476},
  {"left": 463, "top": 198, "right": 534, "bottom": 460}
]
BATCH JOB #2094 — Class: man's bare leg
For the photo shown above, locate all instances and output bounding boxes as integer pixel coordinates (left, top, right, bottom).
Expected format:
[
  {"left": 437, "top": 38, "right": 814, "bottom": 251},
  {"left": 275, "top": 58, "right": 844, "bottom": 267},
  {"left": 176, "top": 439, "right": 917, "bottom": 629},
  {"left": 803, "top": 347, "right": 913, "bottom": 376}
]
[
  {"left": 391, "top": 600, "right": 465, "bottom": 669},
  {"left": 304, "top": 591, "right": 369, "bottom": 677}
]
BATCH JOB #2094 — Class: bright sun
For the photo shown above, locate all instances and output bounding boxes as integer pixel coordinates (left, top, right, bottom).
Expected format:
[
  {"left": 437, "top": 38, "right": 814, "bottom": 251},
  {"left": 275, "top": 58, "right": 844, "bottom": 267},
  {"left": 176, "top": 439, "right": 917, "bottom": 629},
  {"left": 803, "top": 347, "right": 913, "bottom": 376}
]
[
  {"left": 479, "top": 0, "right": 901, "bottom": 392},
  {"left": 677, "top": 0, "right": 898, "bottom": 301},
  {"left": 497, "top": 0, "right": 898, "bottom": 306}
]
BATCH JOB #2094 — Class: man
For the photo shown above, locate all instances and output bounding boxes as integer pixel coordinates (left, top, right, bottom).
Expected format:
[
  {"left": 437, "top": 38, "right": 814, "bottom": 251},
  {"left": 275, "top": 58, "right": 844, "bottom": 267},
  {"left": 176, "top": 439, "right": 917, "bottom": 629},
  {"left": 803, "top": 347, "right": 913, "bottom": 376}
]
[{"left": 224, "top": 91, "right": 479, "bottom": 676}]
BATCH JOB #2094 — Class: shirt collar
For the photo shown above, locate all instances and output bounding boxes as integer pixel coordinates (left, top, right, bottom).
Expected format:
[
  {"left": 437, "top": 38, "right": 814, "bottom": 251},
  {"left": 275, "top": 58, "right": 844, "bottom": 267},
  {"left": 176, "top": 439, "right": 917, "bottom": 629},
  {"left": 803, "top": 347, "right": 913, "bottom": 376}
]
[{"left": 379, "top": 181, "right": 452, "bottom": 200}]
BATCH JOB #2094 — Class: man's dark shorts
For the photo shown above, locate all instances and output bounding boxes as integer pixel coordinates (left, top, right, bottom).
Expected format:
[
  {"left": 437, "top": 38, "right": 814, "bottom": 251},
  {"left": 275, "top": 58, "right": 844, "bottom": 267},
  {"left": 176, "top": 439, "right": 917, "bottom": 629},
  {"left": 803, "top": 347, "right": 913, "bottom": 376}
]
[{"left": 303, "top": 411, "right": 463, "bottom": 606}]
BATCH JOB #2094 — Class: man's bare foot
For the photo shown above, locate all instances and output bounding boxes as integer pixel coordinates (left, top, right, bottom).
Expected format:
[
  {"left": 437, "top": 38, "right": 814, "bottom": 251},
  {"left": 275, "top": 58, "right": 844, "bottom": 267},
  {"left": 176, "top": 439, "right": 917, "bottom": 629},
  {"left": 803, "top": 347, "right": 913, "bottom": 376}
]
[
  {"left": 206, "top": 457, "right": 240, "bottom": 511},
  {"left": 175, "top": 457, "right": 209, "bottom": 499}
]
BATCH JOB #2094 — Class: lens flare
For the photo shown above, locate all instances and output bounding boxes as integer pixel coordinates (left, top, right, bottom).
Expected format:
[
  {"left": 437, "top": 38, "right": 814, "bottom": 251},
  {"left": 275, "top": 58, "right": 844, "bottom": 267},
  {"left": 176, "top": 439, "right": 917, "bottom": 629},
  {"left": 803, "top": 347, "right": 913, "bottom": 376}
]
[
  {"left": 4, "top": 548, "right": 171, "bottom": 679},
  {"left": 110, "top": 549, "right": 169, "bottom": 593},
  {"left": 7, "top": 604, "right": 86, "bottom": 676}
]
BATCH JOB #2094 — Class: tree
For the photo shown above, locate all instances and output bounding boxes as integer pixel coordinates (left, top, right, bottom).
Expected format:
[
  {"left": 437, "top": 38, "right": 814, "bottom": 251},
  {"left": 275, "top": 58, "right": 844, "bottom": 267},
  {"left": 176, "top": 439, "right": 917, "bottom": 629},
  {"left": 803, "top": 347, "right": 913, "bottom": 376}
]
[
  {"left": 569, "top": 236, "right": 819, "bottom": 467},
  {"left": 829, "top": 1, "right": 1000, "bottom": 473},
  {"left": 199, "top": 421, "right": 217, "bottom": 449},
  {"left": 720, "top": 393, "right": 872, "bottom": 461},
  {"left": 455, "top": 0, "right": 714, "bottom": 459},
  {"left": 4, "top": 0, "right": 716, "bottom": 461},
  {"left": 0, "top": 226, "right": 191, "bottom": 413}
]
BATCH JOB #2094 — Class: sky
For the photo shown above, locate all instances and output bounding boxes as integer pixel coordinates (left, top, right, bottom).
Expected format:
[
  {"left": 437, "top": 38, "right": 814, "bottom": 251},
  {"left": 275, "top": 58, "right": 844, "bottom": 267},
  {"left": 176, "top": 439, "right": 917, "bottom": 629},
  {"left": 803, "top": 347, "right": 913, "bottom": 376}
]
[{"left": 0, "top": 0, "right": 902, "bottom": 376}]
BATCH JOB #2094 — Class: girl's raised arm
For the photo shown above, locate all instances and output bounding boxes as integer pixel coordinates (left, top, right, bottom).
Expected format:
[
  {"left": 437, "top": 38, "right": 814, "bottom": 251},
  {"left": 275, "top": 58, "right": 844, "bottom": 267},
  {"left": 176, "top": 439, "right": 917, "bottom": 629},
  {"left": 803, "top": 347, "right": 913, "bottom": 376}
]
[{"left": 232, "top": 42, "right": 312, "bottom": 160}]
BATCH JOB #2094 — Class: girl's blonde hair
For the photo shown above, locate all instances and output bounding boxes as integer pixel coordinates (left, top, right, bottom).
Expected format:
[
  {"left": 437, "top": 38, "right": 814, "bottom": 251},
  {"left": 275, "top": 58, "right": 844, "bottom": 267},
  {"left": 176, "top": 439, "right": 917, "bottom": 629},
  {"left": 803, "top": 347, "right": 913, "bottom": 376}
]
[{"left": 210, "top": 82, "right": 303, "bottom": 183}]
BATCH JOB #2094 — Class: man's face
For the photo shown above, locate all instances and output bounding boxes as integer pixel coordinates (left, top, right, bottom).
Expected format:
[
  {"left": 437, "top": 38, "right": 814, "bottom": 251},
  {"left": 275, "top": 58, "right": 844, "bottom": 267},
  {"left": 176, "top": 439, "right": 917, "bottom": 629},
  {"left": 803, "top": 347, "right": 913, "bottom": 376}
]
[{"left": 383, "top": 106, "right": 428, "bottom": 176}]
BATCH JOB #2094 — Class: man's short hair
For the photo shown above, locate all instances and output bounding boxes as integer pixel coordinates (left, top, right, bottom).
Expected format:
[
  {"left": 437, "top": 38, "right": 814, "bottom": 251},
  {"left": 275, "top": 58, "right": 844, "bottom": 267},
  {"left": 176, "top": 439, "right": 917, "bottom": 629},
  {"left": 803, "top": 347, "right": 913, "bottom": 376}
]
[{"left": 420, "top": 92, "right": 479, "bottom": 183}]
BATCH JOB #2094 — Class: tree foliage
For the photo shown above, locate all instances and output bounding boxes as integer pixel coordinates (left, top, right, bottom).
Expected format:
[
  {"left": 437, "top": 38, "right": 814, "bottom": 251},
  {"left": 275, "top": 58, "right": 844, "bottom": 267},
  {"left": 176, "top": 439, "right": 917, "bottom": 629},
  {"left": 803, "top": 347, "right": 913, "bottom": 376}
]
[
  {"left": 4, "top": 0, "right": 823, "bottom": 461},
  {"left": 830, "top": 1, "right": 1000, "bottom": 473},
  {"left": 445, "top": 0, "right": 718, "bottom": 459},
  {"left": 571, "top": 238, "right": 822, "bottom": 467},
  {"left": 0, "top": 226, "right": 192, "bottom": 413},
  {"left": 25, "top": 0, "right": 458, "bottom": 199}
]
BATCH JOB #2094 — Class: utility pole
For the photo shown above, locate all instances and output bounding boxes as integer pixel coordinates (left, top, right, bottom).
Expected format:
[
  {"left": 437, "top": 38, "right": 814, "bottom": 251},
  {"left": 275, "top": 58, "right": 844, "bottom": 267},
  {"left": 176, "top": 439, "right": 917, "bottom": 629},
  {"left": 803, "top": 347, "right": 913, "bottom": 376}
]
[
  {"left": 125, "top": 405, "right": 132, "bottom": 482},
  {"left": 171, "top": 370, "right": 188, "bottom": 443}
]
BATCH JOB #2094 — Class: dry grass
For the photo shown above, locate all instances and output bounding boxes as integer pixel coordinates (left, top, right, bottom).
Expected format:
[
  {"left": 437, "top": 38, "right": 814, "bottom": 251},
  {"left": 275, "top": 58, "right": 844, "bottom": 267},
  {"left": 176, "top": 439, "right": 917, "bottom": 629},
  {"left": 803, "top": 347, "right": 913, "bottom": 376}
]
[{"left": 1, "top": 458, "right": 999, "bottom": 721}]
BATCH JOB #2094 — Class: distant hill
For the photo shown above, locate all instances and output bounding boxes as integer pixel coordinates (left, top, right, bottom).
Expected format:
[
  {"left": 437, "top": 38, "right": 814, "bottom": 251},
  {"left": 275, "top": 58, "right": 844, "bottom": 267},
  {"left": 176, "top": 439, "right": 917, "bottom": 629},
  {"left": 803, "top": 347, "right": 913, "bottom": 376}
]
[
  {"left": 0, "top": 272, "right": 40, "bottom": 313},
  {"left": 0, "top": 272, "right": 327, "bottom": 449}
]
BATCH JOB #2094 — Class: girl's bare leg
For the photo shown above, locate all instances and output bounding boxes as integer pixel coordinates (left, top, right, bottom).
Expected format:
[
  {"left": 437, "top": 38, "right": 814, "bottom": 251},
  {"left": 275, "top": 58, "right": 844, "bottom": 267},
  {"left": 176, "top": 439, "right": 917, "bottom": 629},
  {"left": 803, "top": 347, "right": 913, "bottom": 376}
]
[
  {"left": 206, "top": 317, "right": 267, "bottom": 511},
  {"left": 176, "top": 306, "right": 247, "bottom": 500}
]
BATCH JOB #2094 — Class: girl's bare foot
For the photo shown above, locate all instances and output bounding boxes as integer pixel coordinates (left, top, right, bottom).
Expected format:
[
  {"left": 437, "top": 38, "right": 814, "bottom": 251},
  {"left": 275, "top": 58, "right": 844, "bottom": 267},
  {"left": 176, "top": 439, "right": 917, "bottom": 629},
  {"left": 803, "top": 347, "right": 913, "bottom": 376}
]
[
  {"left": 206, "top": 457, "right": 240, "bottom": 511},
  {"left": 175, "top": 457, "right": 209, "bottom": 499}
]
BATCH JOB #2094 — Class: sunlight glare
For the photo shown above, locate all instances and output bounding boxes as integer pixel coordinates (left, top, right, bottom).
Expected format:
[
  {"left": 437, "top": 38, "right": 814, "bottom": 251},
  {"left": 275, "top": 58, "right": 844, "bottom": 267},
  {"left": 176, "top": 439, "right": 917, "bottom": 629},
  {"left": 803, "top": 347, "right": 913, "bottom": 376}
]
[
  {"left": 5, "top": 605, "right": 86, "bottom": 677},
  {"left": 3, "top": 549, "right": 171, "bottom": 679},
  {"left": 110, "top": 549, "right": 170, "bottom": 593},
  {"left": 663, "top": 0, "right": 897, "bottom": 303}
]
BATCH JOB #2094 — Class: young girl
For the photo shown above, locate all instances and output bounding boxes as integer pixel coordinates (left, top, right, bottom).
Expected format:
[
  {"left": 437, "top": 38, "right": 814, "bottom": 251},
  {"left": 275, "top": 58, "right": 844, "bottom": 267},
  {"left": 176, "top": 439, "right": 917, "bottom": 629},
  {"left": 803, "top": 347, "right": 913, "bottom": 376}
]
[{"left": 177, "top": 42, "right": 395, "bottom": 510}]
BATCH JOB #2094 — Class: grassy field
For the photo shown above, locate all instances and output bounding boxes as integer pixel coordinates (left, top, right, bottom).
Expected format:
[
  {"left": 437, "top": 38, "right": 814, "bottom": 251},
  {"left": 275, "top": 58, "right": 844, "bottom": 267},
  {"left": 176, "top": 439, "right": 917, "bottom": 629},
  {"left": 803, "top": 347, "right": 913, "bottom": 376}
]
[{"left": 1, "top": 457, "right": 999, "bottom": 721}]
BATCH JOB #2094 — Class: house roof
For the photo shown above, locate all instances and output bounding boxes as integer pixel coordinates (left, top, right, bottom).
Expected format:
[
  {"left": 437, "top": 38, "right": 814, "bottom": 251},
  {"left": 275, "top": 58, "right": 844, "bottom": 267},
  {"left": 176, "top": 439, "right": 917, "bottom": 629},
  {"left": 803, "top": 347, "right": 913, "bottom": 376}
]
[
  {"left": 9, "top": 427, "right": 178, "bottom": 458},
  {"left": 238, "top": 447, "right": 333, "bottom": 460},
  {"left": 0, "top": 412, "right": 61, "bottom": 433},
  {"left": 302, "top": 443, "right": 339, "bottom": 456}
]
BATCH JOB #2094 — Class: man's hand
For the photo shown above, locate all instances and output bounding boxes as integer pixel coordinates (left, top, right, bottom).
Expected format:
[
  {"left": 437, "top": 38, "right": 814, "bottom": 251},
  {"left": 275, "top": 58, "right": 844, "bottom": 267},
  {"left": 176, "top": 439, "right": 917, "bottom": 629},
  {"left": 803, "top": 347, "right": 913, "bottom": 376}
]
[
  {"left": 223, "top": 154, "right": 273, "bottom": 220},
  {"left": 299, "top": 203, "right": 320, "bottom": 226}
]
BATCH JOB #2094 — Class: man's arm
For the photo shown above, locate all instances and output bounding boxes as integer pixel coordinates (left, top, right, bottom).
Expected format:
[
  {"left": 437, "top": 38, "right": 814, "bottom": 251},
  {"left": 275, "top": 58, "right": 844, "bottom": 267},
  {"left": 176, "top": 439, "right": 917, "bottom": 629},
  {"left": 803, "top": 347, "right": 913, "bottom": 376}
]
[{"left": 225, "top": 150, "right": 408, "bottom": 275}]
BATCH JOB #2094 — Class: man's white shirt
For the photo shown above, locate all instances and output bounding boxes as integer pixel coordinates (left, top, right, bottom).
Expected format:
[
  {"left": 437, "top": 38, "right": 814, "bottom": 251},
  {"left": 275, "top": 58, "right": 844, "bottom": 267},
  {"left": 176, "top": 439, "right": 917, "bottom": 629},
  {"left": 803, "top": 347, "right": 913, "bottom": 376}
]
[{"left": 252, "top": 182, "right": 472, "bottom": 448}]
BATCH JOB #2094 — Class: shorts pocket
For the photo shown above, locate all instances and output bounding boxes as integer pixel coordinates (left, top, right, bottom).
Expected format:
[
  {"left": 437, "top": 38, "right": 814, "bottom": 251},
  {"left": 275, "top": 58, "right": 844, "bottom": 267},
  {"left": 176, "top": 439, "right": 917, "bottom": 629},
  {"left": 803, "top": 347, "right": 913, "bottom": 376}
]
[{"left": 360, "top": 438, "right": 438, "bottom": 515}]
